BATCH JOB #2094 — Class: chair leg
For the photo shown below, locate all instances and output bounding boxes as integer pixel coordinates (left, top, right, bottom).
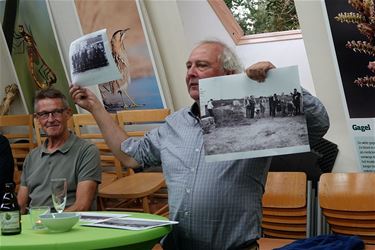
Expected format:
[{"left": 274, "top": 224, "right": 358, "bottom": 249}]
[
  {"left": 154, "top": 204, "right": 169, "bottom": 216},
  {"left": 97, "top": 197, "right": 105, "bottom": 211},
  {"left": 142, "top": 197, "right": 150, "bottom": 213}
]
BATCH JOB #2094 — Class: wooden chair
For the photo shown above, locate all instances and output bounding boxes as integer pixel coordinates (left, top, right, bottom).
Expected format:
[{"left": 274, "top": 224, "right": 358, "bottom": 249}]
[
  {"left": 98, "top": 172, "right": 166, "bottom": 213},
  {"left": 319, "top": 172, "right": 375, "bottom": 244},
  {"left": 72, "top": 113, "right": 133, "bottom": 189},
  {"left": 0, "top": 114, "right": 35, "bottom": 169},
  {"left": 98, "top": 109, "right": 170, "bottom": 214},
  {"left": 116, "top": 109, "right": 171, "bottom": 137},
  {"left": 34, "top": 117, "right": 74, "bottom": 146},
  {"left": 117, "top": 108, "right": 170, "bottom": 204},
  {"left": 261, "top": 172, "right": 309, "bottom": 239}
]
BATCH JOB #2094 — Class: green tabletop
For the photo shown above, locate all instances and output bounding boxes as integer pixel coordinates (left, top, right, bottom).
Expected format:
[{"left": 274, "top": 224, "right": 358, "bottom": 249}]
[{"left": 0, "top": 212, "right": 171, "bottom": 250}]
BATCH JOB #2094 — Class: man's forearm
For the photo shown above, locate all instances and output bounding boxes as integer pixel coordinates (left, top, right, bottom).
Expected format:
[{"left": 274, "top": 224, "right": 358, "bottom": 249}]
[
  {"left": 91, "top": 105, "right": 139, "bottom": 168},
  {"left": 302, "top": 88, "right": 330, "bottom": 145}
]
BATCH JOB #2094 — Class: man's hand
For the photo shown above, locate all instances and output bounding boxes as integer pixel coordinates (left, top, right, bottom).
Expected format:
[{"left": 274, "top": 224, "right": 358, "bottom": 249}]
[
  {"left": 245, "top": 61, "right": 276, "bottom": 82},
  {"left": 69, "top": 85, "right": 102, "bottom": 113}
]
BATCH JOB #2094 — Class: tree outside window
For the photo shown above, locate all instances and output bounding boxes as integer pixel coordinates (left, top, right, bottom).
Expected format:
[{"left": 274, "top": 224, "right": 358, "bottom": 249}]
[{"left": 224, "top": 0, "right": 300, "bottom": 35}]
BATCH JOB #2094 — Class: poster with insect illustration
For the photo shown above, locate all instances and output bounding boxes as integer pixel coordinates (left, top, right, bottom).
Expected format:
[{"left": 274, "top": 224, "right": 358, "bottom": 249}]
[
  {"left": 0, "top": 0, "right": 76, "bottom": 113},
  {"left": 74, "top": 0, "right": 167, "bottom": 113},
  {"left": 325, "top": 0, "right": 375, "bottom": 119}
]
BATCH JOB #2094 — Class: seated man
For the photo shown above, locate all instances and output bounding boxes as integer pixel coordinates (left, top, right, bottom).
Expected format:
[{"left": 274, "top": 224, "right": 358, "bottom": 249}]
[
  {"left": 0, "top": 134, "right": 15, "bottom": 204},
  {"left": 17, "top": 88, "right": 101, "bottom": 214}
]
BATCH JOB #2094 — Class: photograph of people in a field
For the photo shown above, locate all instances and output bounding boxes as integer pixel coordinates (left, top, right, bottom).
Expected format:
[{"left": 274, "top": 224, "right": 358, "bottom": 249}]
[{"left": 199, "top": 66, "right": 310, "bottom": 162}]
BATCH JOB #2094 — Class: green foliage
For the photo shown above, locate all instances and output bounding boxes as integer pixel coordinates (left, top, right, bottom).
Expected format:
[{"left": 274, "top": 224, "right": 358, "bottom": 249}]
[{"left": 226, "top": 0, "right": 300, "bottom": 35}]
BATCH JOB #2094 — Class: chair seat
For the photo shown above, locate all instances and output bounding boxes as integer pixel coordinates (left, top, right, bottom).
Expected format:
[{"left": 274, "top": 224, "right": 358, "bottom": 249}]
[
  {"left": 262, "top": 221, "right": 307, "bottom": 232},
  {"left": 99, "top": 173, "right": 165, "bottom": 198},
  {"left": 262, "top": 214, "right": 307, "bottom": 224},
  {"left": 323, "top": 208, "right": 375, "bottom": 220},
  {"left": 258, "top": 238, "right": 294, "bottom": 250},
  {"left": 99, "top": 173, "right": 119, "bottom": 189},
  {"left": 262, "top": 228, "right": 307, "bottom": 239}
]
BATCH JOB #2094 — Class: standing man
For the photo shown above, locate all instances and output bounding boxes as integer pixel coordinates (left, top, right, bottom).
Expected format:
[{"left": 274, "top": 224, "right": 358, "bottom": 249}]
[
  {"left": 249, "top": 95, "right": 256, "bottom": 118},
  {"left": 244, "top": 96, "right": 251, "bottom": 118},
  {"left": 17, "top": 88, "right": 101, "bottom": 214},
  {"left": 207, "top": 99, "right": 214, "bottom": 118},
  {"left": 70, "top": 40, "right": 329, "bottom": 250},
  {"left": 292, "top": 88, "right": 302, "bottom": 115}
]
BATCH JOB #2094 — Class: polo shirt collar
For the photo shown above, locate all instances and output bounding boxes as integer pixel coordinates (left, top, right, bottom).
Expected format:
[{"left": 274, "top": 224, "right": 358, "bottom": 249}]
[{"left": 41, "top": 132, "right": 76, "bottom": 156}]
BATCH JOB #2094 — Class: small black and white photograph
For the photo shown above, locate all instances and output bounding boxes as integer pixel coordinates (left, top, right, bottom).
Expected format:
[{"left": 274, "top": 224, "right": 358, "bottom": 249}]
[
  {"left": 71, "top": 34, "right": 109, "bottom": 74},
  {"left": 83, "top": 217, "right": 178, "bottom": 231},
  {"left": 199, "top": 66, "right": 310, "bottom": 162},
  {"left": 69, "top": 29, "right": 122, "bottom": 87}
]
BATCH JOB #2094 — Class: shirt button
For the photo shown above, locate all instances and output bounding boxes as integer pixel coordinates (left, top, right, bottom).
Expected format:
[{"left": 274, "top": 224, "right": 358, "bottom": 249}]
[
  {"left": 195, "top": 148, "right": 199, "bottom": 152},
  {"left": 185, "top": 211, "right": 189, "bottom": 216},
  {"left": 186, "top": 188, "right": 190, "bottom": 193}
]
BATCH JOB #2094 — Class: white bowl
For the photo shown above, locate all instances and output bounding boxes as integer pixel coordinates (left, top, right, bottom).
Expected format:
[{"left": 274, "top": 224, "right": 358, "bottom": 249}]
[{"left": 39, "top": 212, "right": 80, "bottom": 232}]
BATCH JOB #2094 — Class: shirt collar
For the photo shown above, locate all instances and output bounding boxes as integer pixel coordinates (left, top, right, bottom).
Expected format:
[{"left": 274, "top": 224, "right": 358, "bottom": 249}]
[
  {"left": 40, "top": 132, "right": 76, "bottom": 156},
  {"left": 188, "top": 102, "right": 201, "bottom": 122}
]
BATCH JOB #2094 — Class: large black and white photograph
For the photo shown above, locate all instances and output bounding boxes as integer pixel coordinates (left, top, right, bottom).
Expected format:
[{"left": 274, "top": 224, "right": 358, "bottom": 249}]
[
  {"left": 199, "top": 66, "right": 310, "bottom": 162},
  {"left": 69, "top": 29, "right": 121, "bottom": 86}
]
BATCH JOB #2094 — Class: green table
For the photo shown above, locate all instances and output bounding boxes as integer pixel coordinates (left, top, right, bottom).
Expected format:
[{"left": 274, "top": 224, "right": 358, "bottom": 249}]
[{"left": 0, "top": 212, "right": 171, "bottom": 250}]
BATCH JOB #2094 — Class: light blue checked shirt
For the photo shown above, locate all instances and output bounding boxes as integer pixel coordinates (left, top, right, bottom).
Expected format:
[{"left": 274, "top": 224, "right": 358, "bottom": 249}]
[{"left": 121, "top": 90, "right": 329, "bottom": 250}]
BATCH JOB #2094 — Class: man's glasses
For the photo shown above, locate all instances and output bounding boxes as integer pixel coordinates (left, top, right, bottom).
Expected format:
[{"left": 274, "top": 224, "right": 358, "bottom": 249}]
[{"left": 35, "top": 108, "right": 67, "bottom": 120}]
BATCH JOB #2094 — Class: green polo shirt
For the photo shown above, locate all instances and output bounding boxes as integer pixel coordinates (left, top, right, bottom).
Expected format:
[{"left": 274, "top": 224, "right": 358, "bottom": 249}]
[{"left": 21, "top": 133, "right": 101, "bottom": 210}]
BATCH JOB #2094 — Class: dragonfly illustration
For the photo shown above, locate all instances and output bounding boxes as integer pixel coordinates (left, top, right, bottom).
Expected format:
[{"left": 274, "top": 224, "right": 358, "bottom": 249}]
[{"left": 13, "top": 24, "right": 57, "bottom": 89}]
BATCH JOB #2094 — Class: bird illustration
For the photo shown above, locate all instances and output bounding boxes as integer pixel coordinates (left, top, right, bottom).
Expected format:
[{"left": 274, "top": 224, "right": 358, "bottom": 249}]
[{"left": 100, "top": 28, "right": 140, "bottom": 108}]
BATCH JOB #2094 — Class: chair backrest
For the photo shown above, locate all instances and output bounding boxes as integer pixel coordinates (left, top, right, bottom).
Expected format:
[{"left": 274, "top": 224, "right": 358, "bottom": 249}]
[
  {"left": 72, "top": 113, "right": 127, "bottom": 179},
  {"left": 0, "top": 114, "right": 35, "bottom": 168},
  {"left": 263, "top": 172, "right": 307, "bottom": 208},
  {"left": 319, "top": 172, "right": 375, "bottom": 211},
  {"left": 261, "top": 172, "right": 309, "bottom": 240},
  {"left": 0, "top": 114, "right": 34, "bottom": 143},
  {"left": 318, "top": 172, "right": 375, "bottom": 244},
  {"left": 34, "top": 117, "right": 74, "bottom": 146},
  {"left": 116, "top": 109, "right": 170, "bottom": 137}
]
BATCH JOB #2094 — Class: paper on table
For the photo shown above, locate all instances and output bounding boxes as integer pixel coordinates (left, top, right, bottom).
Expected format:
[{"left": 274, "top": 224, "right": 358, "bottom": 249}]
[
  {"left": 78, "top": 212, "right": 130, "bottom": 223},
  {"left": 82, "top": 217, "right": 178, "bottom": 230},
  {"left": 69, "top": 29, "right": 121, "bottom": 86}
]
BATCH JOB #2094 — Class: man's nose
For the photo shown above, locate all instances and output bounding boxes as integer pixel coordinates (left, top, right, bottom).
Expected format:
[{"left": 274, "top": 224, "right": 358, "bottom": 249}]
[
  {"left": 187, "top": 65, "right": 198, "bottom": 76},
  {"left": 47, "top": 113, "right": 57, "bottom": 121}
]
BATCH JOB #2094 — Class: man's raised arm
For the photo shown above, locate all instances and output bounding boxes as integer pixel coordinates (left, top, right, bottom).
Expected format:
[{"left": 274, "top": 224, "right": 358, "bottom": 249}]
[{"left": 69, "top": 85, "right": 139, "bottom": 168}]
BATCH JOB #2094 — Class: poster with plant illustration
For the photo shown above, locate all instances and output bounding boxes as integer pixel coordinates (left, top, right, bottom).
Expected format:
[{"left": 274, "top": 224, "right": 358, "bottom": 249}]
[
  {"left": 325, "top": 0, "right": 375, "bottom": 118},
  {"left": 75, "top": 0, "right": 166, "bottom": 113},
  {"left": 325, "top": 0, "right": 375, "bottom": 172},
  {"left": 0, "top": 0, "right": 76, "bottom": 113}
]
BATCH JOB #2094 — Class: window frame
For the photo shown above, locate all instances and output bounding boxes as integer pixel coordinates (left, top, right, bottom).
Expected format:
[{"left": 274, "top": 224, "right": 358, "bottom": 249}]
[{"left": 208, "top": 0, "right": 302, "bottom": 45}]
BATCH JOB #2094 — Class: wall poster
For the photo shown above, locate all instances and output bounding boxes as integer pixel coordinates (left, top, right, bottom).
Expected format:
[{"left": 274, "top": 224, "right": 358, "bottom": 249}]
[
  {"left": 75, "top": 0, "right": 167, "bottom": 113},
  {"left": 324, "top": 0, "right": 375, "bottom": 171},
  {"left": 0, "top": 0, "right": 75, "bottom": 113}
]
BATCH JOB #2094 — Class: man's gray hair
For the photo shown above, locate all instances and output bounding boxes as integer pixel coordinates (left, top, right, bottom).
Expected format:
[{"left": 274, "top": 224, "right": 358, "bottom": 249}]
[
  {"left": 34, "top": 88, "right": 69, "bottom": 111},
  {"left": 198, "top": 40, "right": 243, "bottom": 73}
]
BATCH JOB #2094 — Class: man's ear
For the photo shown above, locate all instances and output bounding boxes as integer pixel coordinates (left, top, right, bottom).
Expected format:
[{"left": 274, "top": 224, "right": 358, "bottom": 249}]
[{"left": 66, "top": 108, "right": 73, "bottom": 117}]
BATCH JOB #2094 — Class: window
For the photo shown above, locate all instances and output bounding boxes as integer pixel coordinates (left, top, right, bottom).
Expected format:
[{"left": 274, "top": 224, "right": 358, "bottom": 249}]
[{"left": 208, "top": 0, "right": 302, "bottom": 45}]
